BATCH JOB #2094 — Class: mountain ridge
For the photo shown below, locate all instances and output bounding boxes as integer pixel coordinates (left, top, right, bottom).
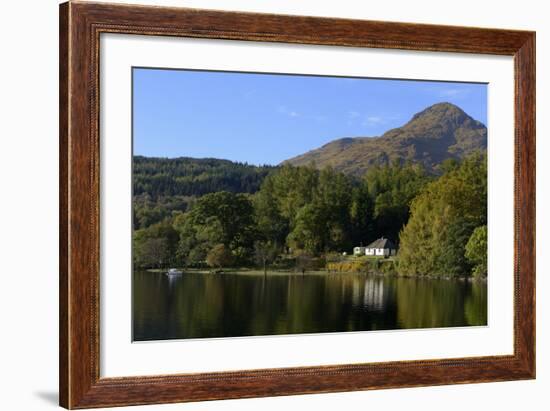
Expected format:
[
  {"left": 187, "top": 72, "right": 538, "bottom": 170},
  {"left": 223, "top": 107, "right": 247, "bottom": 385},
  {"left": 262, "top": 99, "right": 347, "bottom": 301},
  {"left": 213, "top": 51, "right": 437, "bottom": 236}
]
[{"left": 284, "top": 102, "right": 487, "bottom": 176}]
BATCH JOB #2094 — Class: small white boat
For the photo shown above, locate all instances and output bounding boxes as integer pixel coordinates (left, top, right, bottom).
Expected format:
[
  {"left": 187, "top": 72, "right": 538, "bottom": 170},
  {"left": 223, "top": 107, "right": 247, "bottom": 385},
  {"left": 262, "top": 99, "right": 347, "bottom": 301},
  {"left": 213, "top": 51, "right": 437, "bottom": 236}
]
[{"left": 166, "top": 268, "right": 183, "bottom": 276}]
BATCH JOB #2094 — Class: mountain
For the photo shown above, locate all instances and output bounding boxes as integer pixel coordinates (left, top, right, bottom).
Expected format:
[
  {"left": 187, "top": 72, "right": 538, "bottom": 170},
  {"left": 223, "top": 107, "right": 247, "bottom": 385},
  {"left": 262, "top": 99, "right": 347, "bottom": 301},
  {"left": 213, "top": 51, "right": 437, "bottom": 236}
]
[{"left": 284, "top": 102, "right": 487, "bottom": 176}]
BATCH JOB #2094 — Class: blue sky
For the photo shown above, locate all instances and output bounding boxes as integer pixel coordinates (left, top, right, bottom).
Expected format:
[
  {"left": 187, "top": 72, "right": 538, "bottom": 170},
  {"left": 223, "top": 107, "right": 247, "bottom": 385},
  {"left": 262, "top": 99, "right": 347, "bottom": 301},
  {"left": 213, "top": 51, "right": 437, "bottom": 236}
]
[{"left": 133, "top": 68, "right": 487, "bottom": 166}]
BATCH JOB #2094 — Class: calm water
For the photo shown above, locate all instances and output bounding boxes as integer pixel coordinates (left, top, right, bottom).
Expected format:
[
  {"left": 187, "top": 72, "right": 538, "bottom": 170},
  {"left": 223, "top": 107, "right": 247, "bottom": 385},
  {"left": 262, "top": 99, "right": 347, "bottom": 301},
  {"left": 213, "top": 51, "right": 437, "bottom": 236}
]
[{"left": 133, "top": 271, "right": 487, "bottom": 341}]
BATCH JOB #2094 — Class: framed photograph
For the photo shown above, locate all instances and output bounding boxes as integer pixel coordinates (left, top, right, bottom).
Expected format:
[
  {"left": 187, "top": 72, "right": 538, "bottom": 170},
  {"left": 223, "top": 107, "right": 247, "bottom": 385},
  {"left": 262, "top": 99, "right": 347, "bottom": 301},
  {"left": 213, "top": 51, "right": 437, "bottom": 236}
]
[{"left": 59, "top": 1, "right": 535, "bottom": 408}]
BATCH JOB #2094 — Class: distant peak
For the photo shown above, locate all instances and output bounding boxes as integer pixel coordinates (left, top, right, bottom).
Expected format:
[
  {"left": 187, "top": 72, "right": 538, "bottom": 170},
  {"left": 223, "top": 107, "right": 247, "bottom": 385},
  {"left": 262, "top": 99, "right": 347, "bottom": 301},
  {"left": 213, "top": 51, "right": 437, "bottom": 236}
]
[
  {"left": 401, "top": 102, "right": 483, "bottom": 132},
  {"left": 411, "top": 102, "right": 467, "bottom": 121}
]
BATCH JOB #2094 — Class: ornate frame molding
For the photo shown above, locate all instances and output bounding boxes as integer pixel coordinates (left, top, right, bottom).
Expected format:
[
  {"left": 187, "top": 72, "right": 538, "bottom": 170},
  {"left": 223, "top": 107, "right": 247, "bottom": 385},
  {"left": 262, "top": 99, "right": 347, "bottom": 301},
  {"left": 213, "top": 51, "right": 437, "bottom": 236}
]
[{"left": 60, "top": 2, "right": 535, "bottom": 408}]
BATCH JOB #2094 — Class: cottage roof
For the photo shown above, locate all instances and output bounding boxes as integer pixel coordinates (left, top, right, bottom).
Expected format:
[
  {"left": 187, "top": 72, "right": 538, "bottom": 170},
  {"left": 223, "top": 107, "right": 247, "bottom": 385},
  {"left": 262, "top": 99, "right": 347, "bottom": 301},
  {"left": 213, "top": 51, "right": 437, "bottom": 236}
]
[{"left": 366, "top": 237, "right": 396, "bottom": 249}]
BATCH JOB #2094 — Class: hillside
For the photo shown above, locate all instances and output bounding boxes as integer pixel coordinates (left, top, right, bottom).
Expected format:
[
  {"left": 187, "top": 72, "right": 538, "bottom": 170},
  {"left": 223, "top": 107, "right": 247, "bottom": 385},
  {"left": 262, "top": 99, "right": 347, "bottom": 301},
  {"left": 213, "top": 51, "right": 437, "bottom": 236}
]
[
  {"left": 133, "top": 156, "right": 274, "bottom": 199},
  {"left": 284, "top": 102, "right": 487, "bottom": 176}
]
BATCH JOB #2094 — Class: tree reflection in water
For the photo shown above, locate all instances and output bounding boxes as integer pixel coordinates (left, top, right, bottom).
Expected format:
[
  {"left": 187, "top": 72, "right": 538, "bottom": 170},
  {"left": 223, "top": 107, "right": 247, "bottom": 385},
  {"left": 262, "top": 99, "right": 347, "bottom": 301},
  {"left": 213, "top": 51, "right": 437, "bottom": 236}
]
[{"left": 133, "top": 271, "right": 487, "bottom": 341}]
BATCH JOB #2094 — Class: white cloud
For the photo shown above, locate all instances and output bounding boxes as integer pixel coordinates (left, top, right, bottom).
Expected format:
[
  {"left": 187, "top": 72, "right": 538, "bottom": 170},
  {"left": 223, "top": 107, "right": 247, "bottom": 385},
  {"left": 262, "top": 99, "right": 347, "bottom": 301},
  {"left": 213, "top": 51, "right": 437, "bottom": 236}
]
[
  {"left": 347, "top": 110, "right": 400, "bottom": 128},
  {"left": 277, "top": 105, "right": 300, "bottom": 118},
  {"left": 346, "top": 112, "right": 403, "bottom": 128},
  {"left": 277, "top": 106, "right": 327, "bottom": 122},
  {"left": 437, "top": 88, "right": 471, "bottom": 98},
  {"left": 362, "top": 116, "right": 387, "bottom": 127}
]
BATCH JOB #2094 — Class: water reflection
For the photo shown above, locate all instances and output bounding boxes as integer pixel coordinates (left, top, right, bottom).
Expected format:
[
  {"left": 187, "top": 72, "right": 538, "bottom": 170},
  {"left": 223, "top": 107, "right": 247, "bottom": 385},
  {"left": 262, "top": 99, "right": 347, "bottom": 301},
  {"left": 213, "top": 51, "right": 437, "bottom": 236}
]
[
  {"left": 133, "top": 271, "right": 487, "bottom": 341},
  {"left": 362, "top": 277, "right": 386, "bottom": 311}
]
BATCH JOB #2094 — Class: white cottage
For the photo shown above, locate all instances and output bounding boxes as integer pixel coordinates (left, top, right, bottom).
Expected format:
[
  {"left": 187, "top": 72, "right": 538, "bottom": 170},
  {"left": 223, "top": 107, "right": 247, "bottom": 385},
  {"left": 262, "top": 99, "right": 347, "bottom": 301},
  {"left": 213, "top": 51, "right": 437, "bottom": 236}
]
[{"left": 365, "top": 237, "right": 397, "bottom": 257}]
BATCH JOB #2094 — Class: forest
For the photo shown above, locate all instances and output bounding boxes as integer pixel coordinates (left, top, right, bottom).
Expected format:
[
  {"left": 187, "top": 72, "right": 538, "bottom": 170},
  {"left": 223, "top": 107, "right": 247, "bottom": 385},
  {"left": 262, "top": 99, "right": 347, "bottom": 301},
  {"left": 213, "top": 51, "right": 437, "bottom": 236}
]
[
  {"left": 133, "top": 156, "right": 273, "bottom": 229},
  {"left": 133, "top": 153, "right": 487, "bottom": 278}
]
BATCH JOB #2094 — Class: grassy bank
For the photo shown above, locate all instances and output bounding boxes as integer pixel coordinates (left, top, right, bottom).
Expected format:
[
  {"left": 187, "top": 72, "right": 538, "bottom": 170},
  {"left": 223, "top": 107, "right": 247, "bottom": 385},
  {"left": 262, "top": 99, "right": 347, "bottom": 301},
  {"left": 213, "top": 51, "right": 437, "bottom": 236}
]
[
  {"left": 144, "top": 258, "right": 486, "bottom": 280},
  {"left": 146, "top": 267, "right": 337, "bottom": 276},
  {"left": 327, "top": 257, "right": 398, "bottom": 276}
]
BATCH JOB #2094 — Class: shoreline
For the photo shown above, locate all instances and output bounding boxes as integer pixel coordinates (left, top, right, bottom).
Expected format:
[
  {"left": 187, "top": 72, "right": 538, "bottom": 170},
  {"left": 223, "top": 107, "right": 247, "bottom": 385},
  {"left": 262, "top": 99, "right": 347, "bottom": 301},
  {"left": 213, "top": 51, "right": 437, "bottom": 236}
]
[{"left": 143, "top": 268, "right": 487, "bottom": 281}]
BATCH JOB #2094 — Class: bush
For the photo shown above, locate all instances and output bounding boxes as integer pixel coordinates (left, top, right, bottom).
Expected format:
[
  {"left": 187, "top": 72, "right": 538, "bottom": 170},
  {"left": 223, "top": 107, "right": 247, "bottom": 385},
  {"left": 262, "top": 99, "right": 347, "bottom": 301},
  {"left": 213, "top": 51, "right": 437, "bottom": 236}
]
[
  {"left": 206, "top": 244, "right": 234, "bottom": 269},
  {"left": 465, "top": 225, "right": 488, "bottom": 277},
  {"left": 326, "top": 257, "right": 398, "bottom": 275}
]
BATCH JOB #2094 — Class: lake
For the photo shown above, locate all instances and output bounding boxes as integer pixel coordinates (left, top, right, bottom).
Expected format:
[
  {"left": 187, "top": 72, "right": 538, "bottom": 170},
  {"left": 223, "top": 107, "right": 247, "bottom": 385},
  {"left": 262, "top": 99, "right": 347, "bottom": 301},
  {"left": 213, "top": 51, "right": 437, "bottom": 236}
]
[{"left": 133, "top": 270, "right": 487, "bottom": 341}]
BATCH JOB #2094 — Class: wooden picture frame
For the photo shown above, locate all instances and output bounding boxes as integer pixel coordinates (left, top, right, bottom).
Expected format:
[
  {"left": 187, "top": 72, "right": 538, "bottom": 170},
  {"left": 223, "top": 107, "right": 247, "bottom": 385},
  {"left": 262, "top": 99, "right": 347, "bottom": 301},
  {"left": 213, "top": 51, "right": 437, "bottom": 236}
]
[{"left": 59, "top": 1, "right": 535, "bottom": 408}]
